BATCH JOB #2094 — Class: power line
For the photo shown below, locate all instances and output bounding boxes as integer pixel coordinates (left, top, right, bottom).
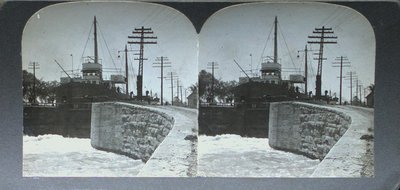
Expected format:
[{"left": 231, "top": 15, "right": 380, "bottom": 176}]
[
  {"left": 153, "top": 56, "right": 171, "bottom": 105},
  {"left": 308, "top": 26, "right": 338, "bottom": 99},
  {"left": 128, "top": 27, "right": 157, "bottom": 99},
  {"left": 118, "top": 45, "right": 137, "bottom": 96},
  {"left": 297, "top": 45, "right": 318, "bottom": 95},
  {"left": 166, "top": 71, "right": 178, "bottom": 105},
  {"left": 176, "top": 78, "right": 180, "bottom": 102},
  {"left": 332, "top": 56, "right": 351, "bottom": 105},
  {"left": 331, "top": 11, "right": 354, "bottom": 29},
  {"left": 345, "top": 71, "right": 357, "bottom": 105},
  {"left": 318, "top": 7, "right": 341, "bottom": 26},
  {"left": 207, "top": 61, "right": 219, "bottom": 103},
  {"left": 28, "top": 61, "right": 40, "bottom": 104}
]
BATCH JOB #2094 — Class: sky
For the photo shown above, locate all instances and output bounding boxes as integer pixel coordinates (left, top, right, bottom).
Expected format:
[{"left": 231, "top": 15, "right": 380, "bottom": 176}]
[
  {"left": 22, "top": 2, "right": 198, "bottom": 102},
  {"left": 22, "top": 2, "right": 375, "bottom": 103},
  {"left": 199, "top": 2, "right": 375, "bottom": 102}
]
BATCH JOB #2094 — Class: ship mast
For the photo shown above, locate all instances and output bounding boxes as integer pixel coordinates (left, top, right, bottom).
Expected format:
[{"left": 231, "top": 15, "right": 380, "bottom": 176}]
[
  {"left": 273, "top": 16, "right": 278, "bottom": 64},
  {"left": 94, "top": 16, "right": 99, "bottom": 65},
  {"left": 259, "top": 16, "right": 282, "bottom": 84}
]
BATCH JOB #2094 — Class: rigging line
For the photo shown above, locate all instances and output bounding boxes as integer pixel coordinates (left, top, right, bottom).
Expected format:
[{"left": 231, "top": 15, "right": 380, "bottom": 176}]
[
  {"left": 152, "top": 9, "right": 174, "bottom": 27},
  {"left": 97, "top": 22, "right": 118, "bottom": 71},
  {"left": 256, "top": 21, "right": 274, "bottom": 71},
  {"left": 277, "top": 22, "right": 298, "bottom": 71},
  {"left": 79, "top": 22, "right": 94, "bottom": 70},
  {"left": 99, "top": 36, "right": 106, "bottom": 74}
]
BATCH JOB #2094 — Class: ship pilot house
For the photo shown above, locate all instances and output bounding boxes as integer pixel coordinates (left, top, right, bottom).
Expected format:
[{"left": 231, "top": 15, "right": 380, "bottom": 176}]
[{"left": 260, "top": 56, "right": 281, "bottom": 84}]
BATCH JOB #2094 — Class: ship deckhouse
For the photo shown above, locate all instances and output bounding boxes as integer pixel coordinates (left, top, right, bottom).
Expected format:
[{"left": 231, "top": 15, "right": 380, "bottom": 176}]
[
  {"left": 81, "top": 56, "right": 103, "bottom": 84},
  {"left": 260, "top": 56, "right": 282, "bottom": 84}
]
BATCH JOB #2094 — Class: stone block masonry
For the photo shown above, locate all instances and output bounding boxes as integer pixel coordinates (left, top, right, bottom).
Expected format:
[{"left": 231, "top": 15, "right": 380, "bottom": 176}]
[
  {"left": 269, "top": 102, "right": 352, "bottom": 160},
  {"left": 90, "top": 102, "right": 174, "bottom": 162}
]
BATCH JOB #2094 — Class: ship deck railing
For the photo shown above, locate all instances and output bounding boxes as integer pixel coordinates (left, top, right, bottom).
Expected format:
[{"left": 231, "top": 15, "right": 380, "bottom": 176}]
[{"left": 23, "top": 102, "right": 57, "bottom": 107}]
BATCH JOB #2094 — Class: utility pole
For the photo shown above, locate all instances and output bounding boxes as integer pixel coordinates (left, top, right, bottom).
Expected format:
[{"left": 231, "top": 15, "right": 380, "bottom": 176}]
[
  {"left": 332, "top": 56, "right": 350, "bottom": 105},
  {"left": 179, "top": 84, "right": 183, "bottom": 104},
  {"left": 355, "top": 79, "right": 359, "bottom": 103},
  {"left": 70, "top": 54, "right": 73, "bottom": 74},
  {"left": 308, "top": 26, "right": 337, "bottom": 99},
  {"left": 350, "top": 72, "right": 353, "bottom": 105},
  {"left": 304, "top": 46, "right": 308, "bottom": 95},
  {"left": 28, "top": 61, "right": 40, "bottom": 104},
  {"left": 207, "top": 61, "right": 219, "bottom": 103},
  {"left": 363, "top": 87, "right": 367, "bottom": 105},
  {"left": 297, "top": 45, "right": 318, "bottom": 96},
  {"left": 250, "top": 53, "right": 253, "bottom": 76},
  {"left": 118, "top": 45, "right": 136, "bottom": 96},
  {"left": 128, "top": 26, "right": 157, "bottom": 100},
  {"left": 176, "top": 78, "right": 180, "bottom": 102},
  {"left": 124, "top": 45, "right": 129, "bottom": 96},
  {"left": 184, "top": 88, "right": 188, "bottom": 105},
  {"left": 345, "top": 71, "right": 356, "bottom": 105},
  {"left": 357, "top": 81, "right": 363, "bottom": 105},
  {"left": 166, "top": 72, "right": 177, "bottom": 105},
  {"left": 153, "top": 56, "right": 171, "bottom": 105}
]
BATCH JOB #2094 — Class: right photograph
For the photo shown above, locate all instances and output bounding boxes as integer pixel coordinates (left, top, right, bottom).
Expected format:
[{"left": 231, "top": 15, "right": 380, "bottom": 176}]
[{"left": 197, "top": 2, "right": 375, "bottom": 177}]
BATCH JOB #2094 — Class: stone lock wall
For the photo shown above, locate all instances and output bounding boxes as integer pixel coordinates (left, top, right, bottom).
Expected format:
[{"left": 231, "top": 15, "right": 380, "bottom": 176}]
[
  {"left": 269, "top": 102, "right": 352, "bottom": 160},
  {"left": 90, "top": 102, "right": 174, "bottom": 162}
]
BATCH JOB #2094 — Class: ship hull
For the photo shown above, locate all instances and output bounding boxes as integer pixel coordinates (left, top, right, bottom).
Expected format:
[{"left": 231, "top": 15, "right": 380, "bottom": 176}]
[
  {"left": 23, "top": 106, "right": 91, "bottom": 138},
  {"left": 199, "top": 82, "right": 307, "bottom": 138},
  {"left": 24, "top": 82, "right": 129, "bottom": 138}
]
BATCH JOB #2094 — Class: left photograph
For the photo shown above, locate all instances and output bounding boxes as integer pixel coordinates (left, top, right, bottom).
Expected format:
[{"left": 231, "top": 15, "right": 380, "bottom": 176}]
[{"left": 22, "top": 2, "right": 198, "bottom": 177}]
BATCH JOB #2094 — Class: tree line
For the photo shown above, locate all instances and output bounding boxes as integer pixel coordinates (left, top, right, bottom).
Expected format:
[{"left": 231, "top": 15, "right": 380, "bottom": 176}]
[
  {"left": 196, "top": 70, "right": 238, "bottom": 103},
  {"left": 22, "top": 70, "right": 60, "bottom": 104}
]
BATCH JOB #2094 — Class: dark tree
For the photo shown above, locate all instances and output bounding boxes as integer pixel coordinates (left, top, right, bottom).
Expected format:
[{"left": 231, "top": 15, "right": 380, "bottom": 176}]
[
  {"left": 22, "top": 70, "right": 60, "bottom": 104},
  {"left": 198, "top": 70, "right": 238, "bottom": 103},
  {"left": 198, "top": 70, "right": 213, "bottom": 100}
]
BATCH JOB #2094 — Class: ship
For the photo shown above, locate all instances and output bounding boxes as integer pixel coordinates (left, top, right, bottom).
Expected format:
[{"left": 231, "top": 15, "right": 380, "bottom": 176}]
[
  {"left": 199, "top": 16, "right": 307, "bottom": 137},
  {"left": 23, "top": 16, "right": 131, "bottom": 138},
  {"left": 232, "top": 16, "right": 307, "bottom": 107}
]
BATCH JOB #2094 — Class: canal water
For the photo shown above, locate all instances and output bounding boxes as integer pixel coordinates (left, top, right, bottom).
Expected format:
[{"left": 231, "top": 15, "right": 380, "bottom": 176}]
[
  {"left": 197, "top": 134, "right": 320, "bottom": 177},
  {"left": 23, "top": 135, "right": 144, "bottom": 177},
  {"left": 24, "top": 134, "right": 320, "bottom": 177}
]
